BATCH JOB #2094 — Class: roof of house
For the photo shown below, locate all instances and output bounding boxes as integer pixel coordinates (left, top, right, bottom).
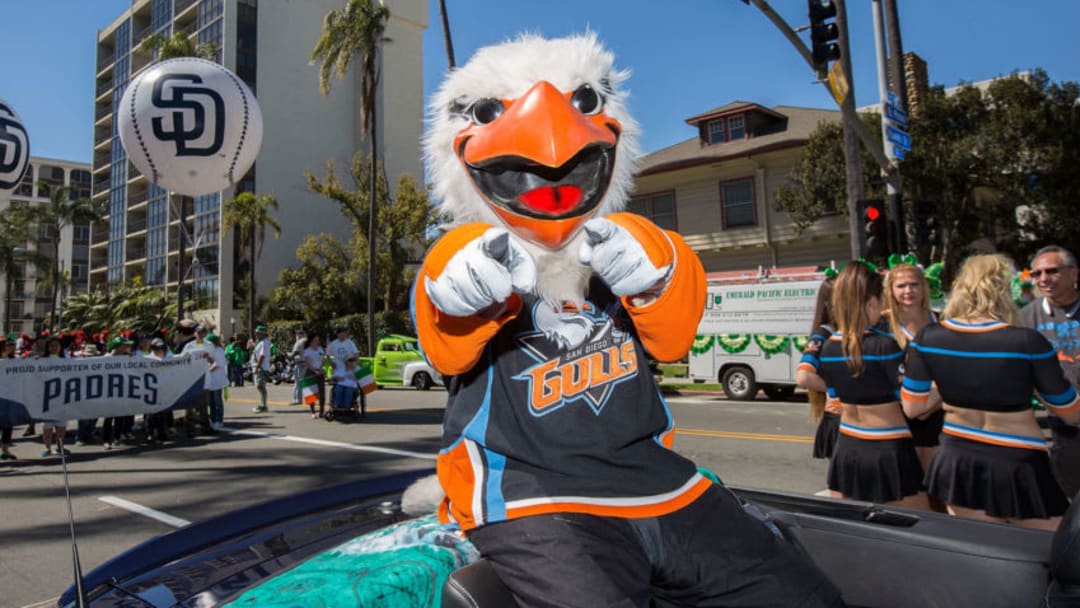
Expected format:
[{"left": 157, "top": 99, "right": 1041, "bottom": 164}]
[{"left": 637, "top": 105, "right": 841, "bottom": 177}]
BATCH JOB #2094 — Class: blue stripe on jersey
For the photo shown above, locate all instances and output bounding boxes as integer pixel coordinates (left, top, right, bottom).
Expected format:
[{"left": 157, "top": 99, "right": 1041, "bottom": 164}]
[
  {"left": 946, "top": 319, "right": 1005, "bottom": 328},
  {"left": 820, "top": 351, "right": 904, "bottom": 362},
  {"left": 484, "top": 449, "right": 507, "bottom": 522},
  {"left": 869, "top": 326, "right": 895, "bottom": 339},
  {"left": 943, "top": 422, "right": 1048, "bottom": 449},
  {"left": 826, "top": 387, "right": 837, "bottom": 398},
  {"left": 442, "top": 350, "right": 498, "bottom": 455},
  {"left": 799, "top": 353, "right": 820, "bottom": 366},
  {"left": 910, "top": 343, "right": 1058, "bottom": 360},
  {"left": 839, "top": 422, "right": 909, "bottom": 435},
  {"left": 902, "top": 377, "right": 932, "bottom": 391},
  {"left": 652, "top": 384, "right": 676, "bottom": 449},
  {"left": 1042, "top": 386, "right": 1079, "bottom": 406}
]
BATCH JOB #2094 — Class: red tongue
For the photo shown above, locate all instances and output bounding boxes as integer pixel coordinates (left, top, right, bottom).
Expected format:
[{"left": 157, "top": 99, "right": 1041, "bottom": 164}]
[{"left": 517, "top": 185, "right": 583, "bottom": 215}]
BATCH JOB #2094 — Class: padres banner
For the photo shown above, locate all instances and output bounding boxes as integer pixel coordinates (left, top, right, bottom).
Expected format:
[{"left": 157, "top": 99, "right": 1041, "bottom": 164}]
[{"left": 0, "top": 356, "right": 206, "bottom": 427}]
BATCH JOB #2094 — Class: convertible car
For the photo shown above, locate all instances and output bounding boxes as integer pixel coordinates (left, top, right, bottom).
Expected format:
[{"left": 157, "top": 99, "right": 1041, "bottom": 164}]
[{"left": 60, "top": 467, "right": 1080, "bottom": 607}]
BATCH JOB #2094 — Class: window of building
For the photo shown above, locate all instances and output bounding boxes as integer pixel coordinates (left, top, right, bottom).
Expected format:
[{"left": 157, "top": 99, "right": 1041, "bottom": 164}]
[
  {"left": 720, "top": 178, "right": 756, "bottom": 228},
  {"left": 707, "top": 120, "right": 725, "bottom": 144},
  {"left": 727, "top": 115, "right": 746, "bottom": 140},
  {"left": 628, "top": 192, "right": 677, "bottom": 231}
]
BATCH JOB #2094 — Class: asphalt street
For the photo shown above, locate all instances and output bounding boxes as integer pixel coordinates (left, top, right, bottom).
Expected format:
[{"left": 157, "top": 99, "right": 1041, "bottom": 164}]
[{"left": 0, "top": 381, "right": 827, "bottom": 608}]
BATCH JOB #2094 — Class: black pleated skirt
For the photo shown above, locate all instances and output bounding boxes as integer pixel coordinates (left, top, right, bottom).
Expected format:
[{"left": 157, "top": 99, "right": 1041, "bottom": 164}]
[
  {"left": 813, "top": 412, "right": 840, "bottom": 459},
  {"left": 827, "top": 433, "right": 924, "bottom": 503},
  {"left": 905, "top": 409, "right": 945, "bottom": 447},
  {"left": 926, "top": 434, "right": 1069, "bottom": 519}
]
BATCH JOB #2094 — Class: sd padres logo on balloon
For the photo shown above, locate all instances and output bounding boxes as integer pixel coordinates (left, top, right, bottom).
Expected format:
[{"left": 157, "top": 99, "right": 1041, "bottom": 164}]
[
  {"left": 0, "top": 98, "right": 31, "bottom": 195},
  {"left": 151, "top": 73, "right": 226, "bottom": 157},
  {"left": 119, "top": 58, "right": 262, "bottom": 196}
]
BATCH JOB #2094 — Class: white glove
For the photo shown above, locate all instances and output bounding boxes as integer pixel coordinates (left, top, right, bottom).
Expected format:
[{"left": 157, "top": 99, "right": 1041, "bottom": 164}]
[
  {"left": 578, "top": 218, "right": 671, "bottom": 297},
  {"left": 424, "top": 228, "right": 537, "bottom": 317}
]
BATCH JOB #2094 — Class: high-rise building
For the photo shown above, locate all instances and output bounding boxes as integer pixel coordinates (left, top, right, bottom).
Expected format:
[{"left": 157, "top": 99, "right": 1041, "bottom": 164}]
[
  {"left": 0, "top": 157, "right": 93, "bottom": 335},
  {"left": 89, "top": 0, "right": 427, "bottom": 336}
]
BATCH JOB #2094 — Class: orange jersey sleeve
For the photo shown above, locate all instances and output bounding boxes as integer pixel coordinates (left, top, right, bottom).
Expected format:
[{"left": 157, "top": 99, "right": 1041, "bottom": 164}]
[
  {"left": 604, "top": 213, "right": 706, "bottom": 363},
  {"left": 414, "top": 222, "right": 523, "bottom": 376}
]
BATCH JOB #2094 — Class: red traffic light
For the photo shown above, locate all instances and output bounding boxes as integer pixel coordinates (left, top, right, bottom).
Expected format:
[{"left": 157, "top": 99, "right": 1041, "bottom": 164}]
[{"left": 865, "top": 206, "right": 881, "bottom": 221}]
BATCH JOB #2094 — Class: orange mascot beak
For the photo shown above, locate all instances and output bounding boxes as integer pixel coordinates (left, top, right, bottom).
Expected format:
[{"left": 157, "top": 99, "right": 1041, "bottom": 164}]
[{"left": 454, "top": 81, "right": 621, "bottom": 250}]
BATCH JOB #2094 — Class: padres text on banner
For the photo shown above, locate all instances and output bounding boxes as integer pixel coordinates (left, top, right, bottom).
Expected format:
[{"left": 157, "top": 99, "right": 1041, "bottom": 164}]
[{"left": 0, "top": 355, "right": 207, "bottom": 427}]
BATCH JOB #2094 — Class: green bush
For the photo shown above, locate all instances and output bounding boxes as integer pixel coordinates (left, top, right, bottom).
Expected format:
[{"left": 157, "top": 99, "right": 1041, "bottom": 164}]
[{"left": 658, "top": 363, "right": 688, "bottom": 378}]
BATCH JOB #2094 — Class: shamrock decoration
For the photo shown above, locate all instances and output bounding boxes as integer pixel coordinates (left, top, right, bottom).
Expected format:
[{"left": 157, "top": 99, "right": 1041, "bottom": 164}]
[
  {"left": 887, "top": 253, "right": 918, "bottom": 269},
  {"left": 924, "top": 262, "right": 945, "bottom": 300}
]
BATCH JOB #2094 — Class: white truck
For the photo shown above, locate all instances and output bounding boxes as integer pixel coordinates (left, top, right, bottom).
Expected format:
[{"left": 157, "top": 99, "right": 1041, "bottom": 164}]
[{"left": 688, "top": 266, "right": 825, "bottom": 401}]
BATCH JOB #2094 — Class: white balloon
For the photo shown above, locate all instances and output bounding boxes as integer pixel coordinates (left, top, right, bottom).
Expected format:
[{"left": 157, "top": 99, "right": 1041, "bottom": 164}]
[
  {"left": 0, "top": 98, "right": 31, "bottom": 196},
  {"left": 118, "top": 57, "right": 263, "bottom": 196}
]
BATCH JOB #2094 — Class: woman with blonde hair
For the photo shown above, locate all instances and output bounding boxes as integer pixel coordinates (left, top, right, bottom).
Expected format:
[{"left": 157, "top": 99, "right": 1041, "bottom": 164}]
[
  {"left": 805, "top": 261, "right": 929, "bottom": 509},
  {"left": 883, "top": 263, "right": 943, "bottom": 473},
  {"left": 902, "top": 254, "right": 1080, "bottom": 530}
]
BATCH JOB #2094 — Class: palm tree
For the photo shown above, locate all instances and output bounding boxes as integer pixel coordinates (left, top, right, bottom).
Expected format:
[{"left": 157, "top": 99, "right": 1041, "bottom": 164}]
[
  {"left": 26, "top": 181, "right": 105, "bottom": 331},
  {"left": 137, "top": 31, "right": 219, "bottom": 62},
  {"left": 0, "top": 208, "right": 49, "bottom": 333},
  {"left": 311, "top": 0, "right": 390, "bottom": 356},
  {"left": 222, "top": 192, "right": 281, "bottom": 333}
]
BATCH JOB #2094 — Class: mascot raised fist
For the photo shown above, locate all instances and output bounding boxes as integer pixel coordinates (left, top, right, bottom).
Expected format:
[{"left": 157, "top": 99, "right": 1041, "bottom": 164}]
[{"left": 413, "top": 33, "right": 841, "bottom": 608}]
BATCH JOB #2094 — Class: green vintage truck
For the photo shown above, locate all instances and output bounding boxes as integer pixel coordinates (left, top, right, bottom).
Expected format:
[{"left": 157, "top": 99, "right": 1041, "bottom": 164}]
[{"left": 357, "top": 334, "right": 443, "bottom": 390}]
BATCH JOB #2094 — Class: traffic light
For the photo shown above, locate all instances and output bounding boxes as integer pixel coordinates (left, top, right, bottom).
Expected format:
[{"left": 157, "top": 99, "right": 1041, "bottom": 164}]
[
  {"left": 860, "top": 199, "right": 888, "bottom": 259},
  {"left": 914, "top": 200, "right": 940, "bottom": 245},
  {"left": 808, "top": 0, "right": 841, "bottom": 72}
]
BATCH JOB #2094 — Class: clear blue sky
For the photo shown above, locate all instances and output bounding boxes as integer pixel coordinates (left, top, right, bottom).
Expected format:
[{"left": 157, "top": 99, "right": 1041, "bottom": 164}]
[{"left": 3, "top": 0, "right": 1078, "bottom": 164}]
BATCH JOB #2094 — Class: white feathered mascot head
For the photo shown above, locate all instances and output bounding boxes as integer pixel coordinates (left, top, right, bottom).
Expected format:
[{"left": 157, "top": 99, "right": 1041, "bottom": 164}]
[{"left": 425, "top": 33, "right": 640, "bottom": 306}]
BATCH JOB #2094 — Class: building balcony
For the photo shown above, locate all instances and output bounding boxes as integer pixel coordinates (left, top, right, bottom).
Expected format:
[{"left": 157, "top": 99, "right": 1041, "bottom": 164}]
[
  {"left": 127, "top": 218, "right": 148, "bottom": 236},
  {"left": 94, "top": 103, "right": 113, "bottom": 123},
  {"left": 95, "top": 79, "right": 114, "bottom": 102},
  {"left": 174, "top": 0, "right": 197, "bottom": 21},
  {"left": 93, "top": 136, "right": 112, "bottom": 152},
  {"left": 96, "top": 53, "right": 115, "bottom": 76},
  {"left": 92, "top": 176, "right": 111, "bottom": 196}
]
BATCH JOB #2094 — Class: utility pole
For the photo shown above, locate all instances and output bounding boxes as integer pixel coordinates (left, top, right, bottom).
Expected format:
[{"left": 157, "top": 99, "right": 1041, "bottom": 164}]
[
  {"left": 174, "top": 192, "right": 186, "bottom": 323},
  {"left": 872, "top": 0, "right": 908, "bottom": 255},
  {"left": 884, "top": 0, "right": 907, "bottom": 109},
  {"left": 833, "top": 0, "right": 866, "bottom": 259}
]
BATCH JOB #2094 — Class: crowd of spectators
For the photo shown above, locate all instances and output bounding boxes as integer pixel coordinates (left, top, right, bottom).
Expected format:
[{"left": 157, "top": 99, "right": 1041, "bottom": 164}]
[{"left": 0, "top": 319, "right": 259, "bottom": 461}]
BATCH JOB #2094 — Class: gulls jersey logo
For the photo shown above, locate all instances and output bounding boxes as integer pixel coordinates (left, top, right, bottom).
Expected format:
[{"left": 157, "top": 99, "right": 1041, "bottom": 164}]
[
  {"left": 514, "top": 301, "right": 639, "bottom": 416},
  {"left": 150, "top": 73, "right": 225, "bottom": 157}
]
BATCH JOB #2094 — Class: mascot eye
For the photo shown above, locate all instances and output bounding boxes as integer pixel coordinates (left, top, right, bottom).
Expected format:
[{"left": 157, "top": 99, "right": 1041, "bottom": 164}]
[
  {"left": 570, "top": 84, "right": 603, "bottom": 115},
  {"left": 470, "top": 98, "right": 505, "bottom": 125}
]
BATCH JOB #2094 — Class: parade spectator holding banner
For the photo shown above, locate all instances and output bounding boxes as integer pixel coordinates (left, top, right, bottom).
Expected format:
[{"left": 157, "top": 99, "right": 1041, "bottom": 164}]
[
  {"left": 101, "top": 336, "right": 134, "bottom": 450},
  {"left": 39, "top": 337, "right": 71, "bottom": 458},
  {"left": 144, "top": 337, "right": 172, "bottom": 444},
  {"left": 1020, "top": 245, "right": 1080, "bottom": 499},
  {"left": 182, "top": 325, "right": 214, "bottom": 436},
  {"left": 1, "top": 337, "right": 15, "bottom": 461}
]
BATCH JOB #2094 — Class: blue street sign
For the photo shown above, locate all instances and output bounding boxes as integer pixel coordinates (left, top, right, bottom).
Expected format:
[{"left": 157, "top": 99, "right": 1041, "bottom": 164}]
[
  {"left": 884, "top": 103, "right": 909, "bottom": 128},
  {"left": 886, "top": 124, "right": 912, "bottom": 151},
  {"left": 893, "top": 145, "right": 906, "bottom": 160},
  {"left": 888, "top": 91, "right": 899, "bottom": 105}
]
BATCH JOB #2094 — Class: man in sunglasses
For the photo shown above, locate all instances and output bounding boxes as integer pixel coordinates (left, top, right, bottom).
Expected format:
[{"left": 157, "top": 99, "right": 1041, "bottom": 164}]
[{"left": 1021, "top": 244, "right": 1080, "bottom": 499}]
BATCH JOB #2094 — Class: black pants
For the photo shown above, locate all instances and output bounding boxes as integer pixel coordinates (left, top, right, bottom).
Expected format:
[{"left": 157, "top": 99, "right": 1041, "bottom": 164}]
[
  {"left": 1, "top": 425, "right": 11, "bottom": 446},
  {"left": 1049, "top": 420, "right": 1080, "bottom": 499},
  {"left": 467, "top": 484, "right": 844, "bottom": 608}
]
